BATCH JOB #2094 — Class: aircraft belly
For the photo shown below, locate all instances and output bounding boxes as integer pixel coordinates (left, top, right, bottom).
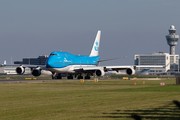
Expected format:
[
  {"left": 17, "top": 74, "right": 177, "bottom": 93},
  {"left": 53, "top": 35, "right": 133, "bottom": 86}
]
[
  {"left": 48, "top": 66, "right": 75, "bottom": 74},
  {"left": 47, "top": 65, "right": 95, "bottom": 74}
]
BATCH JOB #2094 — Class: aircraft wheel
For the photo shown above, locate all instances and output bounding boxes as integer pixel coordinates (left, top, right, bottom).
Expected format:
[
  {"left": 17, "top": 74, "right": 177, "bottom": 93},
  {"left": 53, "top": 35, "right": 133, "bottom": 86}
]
[
  {"left": 57, "top": 76, "right": 62, "bottom": 79},
  {"left": 77, "top": 75, "right": 83, "bottom": 79},
  {"left": 85, "top": 76, "right": 90, "bottom": 79},
  {"left": 56, "top": 74, "right": 62, "bottom": 79},
  {"left": 67, "top": 75, "right": 73, "bottom": 79}
]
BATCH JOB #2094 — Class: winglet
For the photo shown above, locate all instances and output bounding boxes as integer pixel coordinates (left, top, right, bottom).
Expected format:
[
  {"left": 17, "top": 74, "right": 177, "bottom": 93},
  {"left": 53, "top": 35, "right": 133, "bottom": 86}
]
[{"left": 89, "top": 30, "right": 101, "bottom": 57}]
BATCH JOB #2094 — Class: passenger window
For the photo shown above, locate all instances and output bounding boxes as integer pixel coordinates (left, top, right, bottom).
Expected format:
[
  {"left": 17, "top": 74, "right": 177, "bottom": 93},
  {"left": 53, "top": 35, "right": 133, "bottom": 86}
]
[{"left": 50, "top": 54, "right": 57, "bottom": 56}]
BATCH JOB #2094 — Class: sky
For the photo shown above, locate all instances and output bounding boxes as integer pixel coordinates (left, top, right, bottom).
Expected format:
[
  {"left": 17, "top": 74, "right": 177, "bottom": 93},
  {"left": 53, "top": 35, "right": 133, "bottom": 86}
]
[{"left": 0, "top": 0, "right": 180, "bottom": 65}]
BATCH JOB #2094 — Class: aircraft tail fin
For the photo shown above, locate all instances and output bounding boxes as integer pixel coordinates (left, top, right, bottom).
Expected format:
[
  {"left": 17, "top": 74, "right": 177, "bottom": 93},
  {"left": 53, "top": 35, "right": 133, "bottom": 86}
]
[
  {"left": 4, "top": 60, "right": 6, "bottom": 65},
  {"left": 89, "top": 30, "right": 101, "bottom": 57}
]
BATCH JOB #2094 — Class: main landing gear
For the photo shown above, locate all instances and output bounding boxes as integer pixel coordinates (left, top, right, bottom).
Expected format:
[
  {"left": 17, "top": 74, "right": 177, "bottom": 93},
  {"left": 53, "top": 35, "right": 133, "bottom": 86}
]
[
  {"left": 52, "top": 73, "right": 73, "bottom": 79},
  {"left": 51, "top": 73, "right": 91, "bottom": 80},
  {"left": 67, "top": 75, "right": 73, "bottom": 79},
  {"left": 77, "top": 75, "right": 83, "bottom": 79},
  {"left": 52, "top": 73, "right": 62, "bottom": 79},
  {"left": 85, "top": 75, "right": 90, "bottom": 79},
  {"left": 77, "top": 74, "right": 91, "bottom": 79}
]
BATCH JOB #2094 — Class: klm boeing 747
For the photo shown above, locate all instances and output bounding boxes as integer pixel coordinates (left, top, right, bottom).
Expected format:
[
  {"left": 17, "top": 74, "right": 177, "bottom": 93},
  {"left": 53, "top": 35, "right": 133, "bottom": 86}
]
[{"left": 2, "top": 31, "right": 164, "bottom": 79}]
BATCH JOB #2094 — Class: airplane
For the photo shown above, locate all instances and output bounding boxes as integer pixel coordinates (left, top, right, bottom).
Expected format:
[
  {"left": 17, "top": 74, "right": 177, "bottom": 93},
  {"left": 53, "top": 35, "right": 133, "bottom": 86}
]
[{"left": 1, "top": 30, "right": 164, "bottom": 79}]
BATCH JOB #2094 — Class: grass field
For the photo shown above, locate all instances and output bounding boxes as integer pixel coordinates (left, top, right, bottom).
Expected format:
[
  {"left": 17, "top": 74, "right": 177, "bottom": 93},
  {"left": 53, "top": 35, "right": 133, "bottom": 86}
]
[{"left": 0, "top": 79, "right": 180, "bottom": 120}]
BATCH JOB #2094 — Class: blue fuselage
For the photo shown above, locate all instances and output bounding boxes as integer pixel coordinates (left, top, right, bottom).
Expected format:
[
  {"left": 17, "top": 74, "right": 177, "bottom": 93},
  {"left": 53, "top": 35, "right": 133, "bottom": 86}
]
[{"left": 46, "top": 51, "right": 100, "bottom": 68}]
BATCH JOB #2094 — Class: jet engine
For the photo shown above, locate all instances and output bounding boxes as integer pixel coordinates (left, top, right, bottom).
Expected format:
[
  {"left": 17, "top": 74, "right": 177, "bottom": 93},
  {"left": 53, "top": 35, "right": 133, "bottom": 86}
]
[
  {"left": 126, "top": 68, "right": 135, "bottom": 75},
  {"left": 16, "top": 66, "right": 25, "bottom": 74},
  {"left": 95, "top": 69, "right": 105, "bottom": 76},
  {"left": 32, "top": 68, "right": 41, "bottom": 77}
]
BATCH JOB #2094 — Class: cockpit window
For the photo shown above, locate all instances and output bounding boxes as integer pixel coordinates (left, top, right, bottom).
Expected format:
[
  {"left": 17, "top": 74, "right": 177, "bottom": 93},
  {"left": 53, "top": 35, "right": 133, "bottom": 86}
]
[{"left": 50, "top": 54, "right": 57, "bottom": 56}]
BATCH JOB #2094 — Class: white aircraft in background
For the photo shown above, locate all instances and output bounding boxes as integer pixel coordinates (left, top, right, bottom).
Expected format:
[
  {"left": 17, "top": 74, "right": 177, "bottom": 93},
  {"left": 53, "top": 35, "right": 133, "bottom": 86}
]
[{"left": 1, "top": 30, "right": 164, "bottom": 79}]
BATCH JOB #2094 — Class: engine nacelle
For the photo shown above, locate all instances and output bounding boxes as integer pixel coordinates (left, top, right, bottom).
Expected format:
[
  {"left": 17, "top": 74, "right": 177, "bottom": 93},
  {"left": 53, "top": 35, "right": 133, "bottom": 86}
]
[
  {"left": 126, "top": 68, "right": 135, "bottom": 75},
  {"left": 95, "top": 69, "right": 105, "bottom": 76},
  {"left": 32, "top": 69, "right": 41, "bottom": 77},
  {"left": 16, "top": 66, "right": 25, "bottom": 74}
]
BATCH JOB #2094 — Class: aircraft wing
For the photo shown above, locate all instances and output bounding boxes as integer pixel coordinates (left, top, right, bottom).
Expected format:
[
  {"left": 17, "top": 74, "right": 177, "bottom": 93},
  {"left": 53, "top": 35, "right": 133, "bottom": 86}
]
[
  {"left": 1, "top": 63, "right": 49, "bottom": 76},
  {"left": 105, "top": 66, "right": 135, "bottom": 71},
  {"left": 74, "top": 65, "right": 134, "bottom": 70},
  {"left": 73, "top": 65, "right": 136, "bottom": 76},
  {"left": 73, "top": 65, "right": 165, "bottom": 76},
  {"left": 74, "top": 66, "right": 103, "bottom": 70},
  {"left": 1, "top": 64, "right": 47, "bottom": 70}
]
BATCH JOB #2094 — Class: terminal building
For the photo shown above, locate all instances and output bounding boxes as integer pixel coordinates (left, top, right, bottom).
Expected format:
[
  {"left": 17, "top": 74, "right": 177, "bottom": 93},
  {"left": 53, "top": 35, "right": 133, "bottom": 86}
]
[
  {"left": 134, "top": 52, "right": 179, "bottom": 75},
  {"left": 134, "top": 25, "right": 179, "bottom": 75},
  {"left": 14, "top": 55, "right": 49, "bottom": 65}
]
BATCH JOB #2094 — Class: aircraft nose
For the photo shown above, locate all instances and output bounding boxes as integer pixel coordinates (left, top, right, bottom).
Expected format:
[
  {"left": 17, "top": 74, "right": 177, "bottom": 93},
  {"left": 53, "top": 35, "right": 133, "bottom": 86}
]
[{"left": 46, "top": 59, "right": 53, "bottom": 68}]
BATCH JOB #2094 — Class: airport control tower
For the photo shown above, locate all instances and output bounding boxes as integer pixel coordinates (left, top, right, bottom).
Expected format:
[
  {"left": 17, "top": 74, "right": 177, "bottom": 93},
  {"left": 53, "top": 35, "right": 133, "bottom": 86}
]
[{"left": 166, "top": 25, "right": 179, "bottom": 55}]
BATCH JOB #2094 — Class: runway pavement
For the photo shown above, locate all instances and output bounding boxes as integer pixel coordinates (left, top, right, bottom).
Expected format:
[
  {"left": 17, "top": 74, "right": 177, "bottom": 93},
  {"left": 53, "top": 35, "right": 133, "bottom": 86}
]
[{"left": 0, "top": 79, "right": 79, "bottom": 83}]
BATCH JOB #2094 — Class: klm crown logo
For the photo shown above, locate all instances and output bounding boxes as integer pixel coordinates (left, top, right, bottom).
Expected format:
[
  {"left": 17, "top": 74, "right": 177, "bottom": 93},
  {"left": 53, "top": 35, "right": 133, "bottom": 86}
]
[{"left": 94, "top": 42, "right": 99, "bottom": 51}]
